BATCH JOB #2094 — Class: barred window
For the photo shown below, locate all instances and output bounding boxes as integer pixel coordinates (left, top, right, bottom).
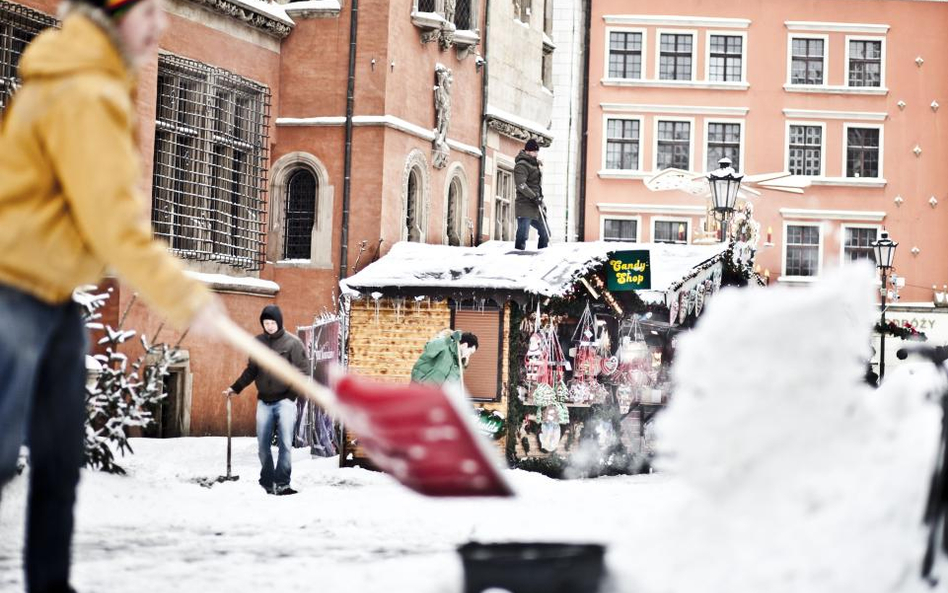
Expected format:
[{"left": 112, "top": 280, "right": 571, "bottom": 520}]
[
  {"left": 846, "top": 127, "right": 880, "bottom": 178},
  {"left": 788, "top": 125, "right": 822, "bottom": 176},
  {"left": 654, "top": 221, "right": 688, "bottom": 244},
  {"left": 283, "top": 169, "right": 317, "bottom": 260},
  {"left": 706, "top": 122, "right": 741, "bottom": 172},
  {"left": 709, "top": 34, "right": 742, "bottom": 82},
  {"left": 844, "top": 227, "right": 877, "bottom": 263},
  {"left": 656, "top": 120, "right": 690, "bottom": 170},
  {"left": 494, "top": 168, "right": 514, "bottom": 241},
  {"left": 848, "top": 40, "right": 882, "bottom": 87},
  {"left": 790, "top": 38, "right": 824, "bottom": 85},
  {"left": 454, "top": 0, "right": 472, "bottom": 29},
  {"left": 151, "top": 54, "right": 270, "bottom": 271},
  {"left": 608, "top": 32, "right": 642, "bottom": 79},
  {"left": 659, "top": 33, "right": 692, "bottom": 81},
  {"left": 605, "top": 118, "right": 640, "bottom": 170},
  {"left": 785, "top": 225, "right": 820, "bottom": 276},
  {"left": 603, "top": 218, "right": 637, "bottom": 242},
  {"left": 0, "top": 0, "right": 57, "bottom": 114}
]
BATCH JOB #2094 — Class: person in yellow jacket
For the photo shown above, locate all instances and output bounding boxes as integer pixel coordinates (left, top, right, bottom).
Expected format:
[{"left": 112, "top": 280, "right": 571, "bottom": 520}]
[{"left": 0, "top": 1, "right": 227, "bottom": 591}]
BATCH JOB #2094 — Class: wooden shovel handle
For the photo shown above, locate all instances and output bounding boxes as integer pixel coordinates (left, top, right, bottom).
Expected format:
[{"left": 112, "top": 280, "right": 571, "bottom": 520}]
[{"left": 213, "top": 315, "right": 338, "bottom": 415}]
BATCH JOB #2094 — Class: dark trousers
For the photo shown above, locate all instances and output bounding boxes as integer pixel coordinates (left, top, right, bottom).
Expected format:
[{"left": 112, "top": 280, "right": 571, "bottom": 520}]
[
  {"left": 514, "top": 216, "right": 550, "bottom": 250},
  {"left": 0, "top": 284, "right": 86, "bottom": 593}
]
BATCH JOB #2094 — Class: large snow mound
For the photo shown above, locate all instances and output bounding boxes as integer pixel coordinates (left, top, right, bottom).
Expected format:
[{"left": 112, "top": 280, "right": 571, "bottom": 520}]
[{"left": 628, "top": 264, "right": 946, "bottom": 592}]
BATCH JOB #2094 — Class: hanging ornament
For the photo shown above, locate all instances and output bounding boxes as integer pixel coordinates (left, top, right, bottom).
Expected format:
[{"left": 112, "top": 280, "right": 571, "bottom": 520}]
[
  {"left": 694, "top": 284, "right": 706, "bottom": 316},
  {"left": 538, "top": 407, "right": 562, "bottom": 452},
  {"left": 678, "top": 291, "right": 688, "bottom": 324},
  {"left": 668, "top": 295, "right": 680, "bottom": 325}
]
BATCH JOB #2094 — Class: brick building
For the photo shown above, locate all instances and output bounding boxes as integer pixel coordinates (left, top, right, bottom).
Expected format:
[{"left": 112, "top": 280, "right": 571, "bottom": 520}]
[{"left": 1, "top": 0, "right": 562, "bottom": 436}]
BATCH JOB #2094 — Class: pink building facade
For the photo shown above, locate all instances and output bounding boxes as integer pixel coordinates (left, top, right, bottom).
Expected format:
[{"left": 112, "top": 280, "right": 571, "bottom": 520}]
[{"left": 584, "top": 0, "right": 948, "bottom": 302}]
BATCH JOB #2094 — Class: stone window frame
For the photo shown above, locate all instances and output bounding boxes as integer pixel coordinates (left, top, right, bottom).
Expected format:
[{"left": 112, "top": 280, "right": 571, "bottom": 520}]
[
  {"left": 843, "top": 123, "right": 883, "bottom": 179},
  {"left": 412, "top": 0, "right": 481, "bottom": 56},
  {"left": 652, "top": 217, "right": 691, "bottom": 244},
  {"left": 840, "top": 224, "right": 880, "bottom": 264},
  {"left": 785, "top": 121, "right": 826, "bottom": 177},
  {"left": 845, "top": 36, "right": 885, "bottom": 88},
  {"left": 600, "top": 215, "right": 641, "bottom": 242},
  {"left": 443, "top": 163, "right": 470, "bottom": 246},
  {"left": 653, "top": 116, "right": 694, "bottom": 171},
  {"left": 268, "top": 151, "right": 334, "bottom": 269},
  {"left": 402, "top": 149, "right": 431, "bottom": 243}
]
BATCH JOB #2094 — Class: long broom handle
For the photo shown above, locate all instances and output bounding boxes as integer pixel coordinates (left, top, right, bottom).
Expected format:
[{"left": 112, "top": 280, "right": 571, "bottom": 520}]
[
  {"left": 214, "top": 316, "right": 339, "bottom": 416},
  {"left": 225, "top": 397, "right": 233, "bottom": 477}
]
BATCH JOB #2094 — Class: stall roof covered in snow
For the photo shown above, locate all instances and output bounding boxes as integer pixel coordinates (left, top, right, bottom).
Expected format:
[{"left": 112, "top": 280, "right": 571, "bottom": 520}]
[{"left": 340, "top": 241, "right": 727, "bottom": 304}]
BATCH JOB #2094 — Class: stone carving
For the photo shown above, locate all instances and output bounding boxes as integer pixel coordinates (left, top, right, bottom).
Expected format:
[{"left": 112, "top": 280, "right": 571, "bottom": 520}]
[
  {"left": 486, "top": 116, "right": 552, "bottom": 147},
  {"left": 186, "top": 0, "right": 293, "bottom": 38},
  {"left": 432, "top": 65, "right": 453, "bottom": 169}
]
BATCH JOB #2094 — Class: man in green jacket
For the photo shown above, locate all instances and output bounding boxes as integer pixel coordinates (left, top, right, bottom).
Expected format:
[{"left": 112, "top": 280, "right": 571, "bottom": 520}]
[{"left": 411, "top": 331, "right": 479, "bottom": 384}]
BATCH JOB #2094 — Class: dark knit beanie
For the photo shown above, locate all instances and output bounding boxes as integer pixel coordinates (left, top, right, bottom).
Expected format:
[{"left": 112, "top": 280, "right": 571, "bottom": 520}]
[
  {"left": 525, "top": 139, "right": 540, "bottom": 152},
  {"left": 260, "top": 304, "right": 284, "bottom": 332},
  {"left": 78, "top": 0, "right": 144, "bottom": 18}
]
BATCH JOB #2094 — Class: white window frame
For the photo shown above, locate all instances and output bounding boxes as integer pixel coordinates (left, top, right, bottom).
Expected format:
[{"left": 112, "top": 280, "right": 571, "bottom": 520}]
[
  {"left": 781, "top": 220, "right": 823, "bottom": 280},
  {"left": 601, "top": 114, "right": 644, "bottom": 173},
  {"left": 784, "top": 120, "right": 827, "bottom": 177},
  {"left": 845, "top": 35, "right": 886, "bottom": 89},
  {"left": 651, "top": 216, "right": 692, "bottom": 244},
  {"left": 839, "top": 223, "right": 882, "bottom": 265},
  {"left": 655, "top": 29, "right": 698, "bottom": 82},
  {"left": 492, "top": 154, "right": 516, "bottom": 241},
  {"left": 704, "top": 30, "right": 748, "bottom": 84},
  {"left": 703, "top": 118, "right": 745, "bottom": 173},
  {"left": 604, "top": 27, "right": 647, "bottom": 81},
  {"left": 652, "top": 116, "right": 695, "bottom": 171},
  {"left": 786, "top": 34, "right": 829, "bottom": 87},
  {"left": 600, "top": 214, "right": 642, "bottom": 242},
  {"left": 842, "top": 122, "right": 884, "bottom": 179}
]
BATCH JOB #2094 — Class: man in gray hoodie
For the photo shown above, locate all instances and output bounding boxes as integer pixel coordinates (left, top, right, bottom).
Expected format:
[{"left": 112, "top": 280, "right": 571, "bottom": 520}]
[{"left": 224, "top": 305, "right": 308, "bottom": 495}]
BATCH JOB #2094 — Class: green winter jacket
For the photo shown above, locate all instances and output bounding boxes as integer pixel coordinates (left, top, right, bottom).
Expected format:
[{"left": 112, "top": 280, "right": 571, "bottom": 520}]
[{"left": 411, "top": 331, "right": 462, "bottom": 384}]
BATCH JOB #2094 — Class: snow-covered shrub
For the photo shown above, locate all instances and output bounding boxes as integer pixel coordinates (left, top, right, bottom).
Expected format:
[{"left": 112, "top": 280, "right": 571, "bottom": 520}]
[{"left": 75, "top": 287, "right": 182, "bottom": 474}]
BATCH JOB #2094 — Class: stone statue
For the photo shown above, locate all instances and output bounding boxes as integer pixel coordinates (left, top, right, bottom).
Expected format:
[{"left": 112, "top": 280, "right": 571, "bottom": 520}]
[{"left": 432, "top": 65, "right": 452, "bottom": 169}]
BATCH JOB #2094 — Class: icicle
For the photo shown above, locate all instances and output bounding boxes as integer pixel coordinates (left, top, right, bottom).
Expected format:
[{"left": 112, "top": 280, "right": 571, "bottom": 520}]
[{"left": 370, "top": 292, "right": 383, "bottom": 326}]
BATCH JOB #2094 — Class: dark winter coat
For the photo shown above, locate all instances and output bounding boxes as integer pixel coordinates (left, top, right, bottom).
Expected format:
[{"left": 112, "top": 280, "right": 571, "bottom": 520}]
[
  {"left": 411, "top": 331, "right": 463, "bottom": 384},
  {"left": 514, "top": 150, "right": 544, "bottom": 220},
  {"left": 230, "top": 305, "right": 309, "bottom": 403}
]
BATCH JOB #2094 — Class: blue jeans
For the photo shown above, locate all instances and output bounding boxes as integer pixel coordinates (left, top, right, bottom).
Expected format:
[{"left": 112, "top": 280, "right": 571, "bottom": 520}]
[
  {"left": 515, "top": 216, "right": 550, "bottom": 250},
  {"left": 256, "top": 398, "right": 297, "bottom": 490},
  {"left": 0, "top": 284, "right": 86, "bottom": 593}
]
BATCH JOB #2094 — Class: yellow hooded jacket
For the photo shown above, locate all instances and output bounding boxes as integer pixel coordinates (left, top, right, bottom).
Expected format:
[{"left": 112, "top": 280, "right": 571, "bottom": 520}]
[{"left": 0, "top": 13, "right": 210, "bottom": 327}]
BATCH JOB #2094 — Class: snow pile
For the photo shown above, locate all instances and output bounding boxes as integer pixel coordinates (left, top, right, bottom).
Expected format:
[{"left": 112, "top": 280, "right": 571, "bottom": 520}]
[
  {"left": 341, "top": 240, "right": 726, "bottom": 304},
  {"left": 625, "top": 264, "right": 945, "bottom": 592}
]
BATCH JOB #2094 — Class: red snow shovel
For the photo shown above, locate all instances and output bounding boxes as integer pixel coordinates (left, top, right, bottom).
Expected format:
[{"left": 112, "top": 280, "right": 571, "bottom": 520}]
[{"left": 213, "top": 316, "right": 514, "bottom": 498}]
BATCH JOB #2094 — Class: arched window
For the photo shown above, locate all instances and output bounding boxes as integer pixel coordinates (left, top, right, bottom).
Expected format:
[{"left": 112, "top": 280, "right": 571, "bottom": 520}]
[
  {"left": 446, "top": 176, "right": 463, "bottom": 246},
  {"left": 406, "top": 167, "right": 423, "bottom": 242},
  {"left": 283, "top": 168, "right": 317, "bottom": 259}
]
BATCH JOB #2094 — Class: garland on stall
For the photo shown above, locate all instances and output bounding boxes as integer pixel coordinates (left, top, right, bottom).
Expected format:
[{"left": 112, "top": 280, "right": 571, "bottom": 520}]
[{"left": 875, "top": 320, "right": 928, "bottom": 341}]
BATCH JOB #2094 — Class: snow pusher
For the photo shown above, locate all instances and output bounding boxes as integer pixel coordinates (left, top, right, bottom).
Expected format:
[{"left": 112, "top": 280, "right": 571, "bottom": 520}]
[{"left": 213, "top": 316, "right": 514, "bottom": 497}]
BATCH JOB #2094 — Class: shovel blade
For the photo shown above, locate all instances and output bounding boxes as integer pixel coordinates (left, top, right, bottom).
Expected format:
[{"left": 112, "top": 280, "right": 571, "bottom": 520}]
[{"left": 335, "top": 376, "right": 514, "bottom": 498}]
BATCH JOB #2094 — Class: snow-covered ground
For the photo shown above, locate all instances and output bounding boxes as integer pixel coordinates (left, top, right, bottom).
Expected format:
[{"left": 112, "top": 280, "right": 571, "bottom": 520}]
[
  {"left": 3, "top": 266, "right": 947, "bottom": 592},
  {"left": 0, "top": 439, "right": 670, "bottom": 592}
]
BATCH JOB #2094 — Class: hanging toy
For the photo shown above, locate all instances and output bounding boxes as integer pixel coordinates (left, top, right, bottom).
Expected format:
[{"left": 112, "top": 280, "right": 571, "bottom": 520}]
[{"left": 538, "top": 406, "right": 562, "bottom": 452}]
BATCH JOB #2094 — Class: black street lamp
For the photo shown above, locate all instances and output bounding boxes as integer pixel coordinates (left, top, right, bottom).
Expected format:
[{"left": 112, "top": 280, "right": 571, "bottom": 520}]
[
  {"left": 707, "top": 157, "right": 744, "bottom": 241},
  {"left": 872, "top": 229, "right": 898, "bottom": 380}
]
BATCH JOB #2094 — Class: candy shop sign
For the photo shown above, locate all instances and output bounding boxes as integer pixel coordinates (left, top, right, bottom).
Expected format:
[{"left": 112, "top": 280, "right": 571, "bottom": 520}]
[{"left": 605, "top": 250, "right": 651, "bottom": 291}]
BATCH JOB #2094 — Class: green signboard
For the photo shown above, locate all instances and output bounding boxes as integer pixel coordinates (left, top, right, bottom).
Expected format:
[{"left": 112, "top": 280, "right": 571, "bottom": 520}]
[{"left": 605, "top": 250, "right": 651, "bottom": 291}]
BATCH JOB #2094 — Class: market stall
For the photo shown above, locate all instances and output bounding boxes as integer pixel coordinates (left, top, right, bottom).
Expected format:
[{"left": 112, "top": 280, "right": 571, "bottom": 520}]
[{"left": 338, "top": 240, "right": 734, "bottom": 474}]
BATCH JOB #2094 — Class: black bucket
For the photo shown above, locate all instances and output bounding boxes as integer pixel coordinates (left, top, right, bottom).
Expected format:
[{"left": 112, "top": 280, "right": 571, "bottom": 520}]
[{"left": 457, "top": 542, "right": 606, "bottom": 593}]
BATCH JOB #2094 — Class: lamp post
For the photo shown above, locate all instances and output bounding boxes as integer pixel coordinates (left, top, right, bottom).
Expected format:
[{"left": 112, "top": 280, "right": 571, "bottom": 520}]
[
  {"left": 871, "top": 229, "right": 898, "bottom": 380},
  {"left": 707, "top": 157, "right": 744, "bottom": 241}
]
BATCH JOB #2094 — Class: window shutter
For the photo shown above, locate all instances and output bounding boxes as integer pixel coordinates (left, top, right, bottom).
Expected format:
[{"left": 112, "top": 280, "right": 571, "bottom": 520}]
[{"left": 453, "top": 309, "right": 502, "bottom": 401}]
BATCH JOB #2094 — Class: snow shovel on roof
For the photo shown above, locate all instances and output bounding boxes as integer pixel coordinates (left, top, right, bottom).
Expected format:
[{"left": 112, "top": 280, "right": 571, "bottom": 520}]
[{"left": 212, "top": 316, "right": 514, "bottom": 497}]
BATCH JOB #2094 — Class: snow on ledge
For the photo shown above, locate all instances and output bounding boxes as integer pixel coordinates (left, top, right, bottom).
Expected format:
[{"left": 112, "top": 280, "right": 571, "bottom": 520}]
[
  {"left": 185, "top": 271, "right": 280, "bottom": 296},
  {"left": 283, "top": 0, "right": 341, "bottom": 18},
  {"left": 227, "top": 0, "right": 295, "bottom": 26},
  {"left": 485, "top": 105, "right": 553, "bottom": 141}
]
